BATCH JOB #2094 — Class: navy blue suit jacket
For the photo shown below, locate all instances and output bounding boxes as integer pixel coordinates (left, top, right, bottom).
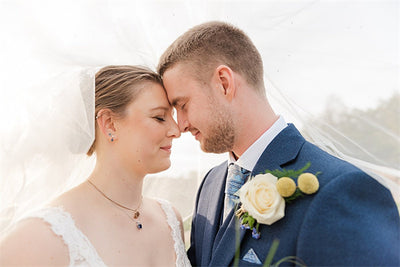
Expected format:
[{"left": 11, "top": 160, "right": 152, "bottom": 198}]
[{"left": 187, "top": 124, "right": 400, "bottom": 266}]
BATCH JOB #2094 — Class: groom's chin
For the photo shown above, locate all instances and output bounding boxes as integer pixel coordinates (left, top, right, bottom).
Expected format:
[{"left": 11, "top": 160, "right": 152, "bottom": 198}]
[{"left": 200, "top": 141, "right": 229, "bottom": 154}]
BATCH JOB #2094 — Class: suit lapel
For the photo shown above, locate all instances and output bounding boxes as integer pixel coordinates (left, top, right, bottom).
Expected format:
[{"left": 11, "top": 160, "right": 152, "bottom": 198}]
[
  {"left": 252, "top": 124, "right": 305, "bottom": 175},
  {"left": 210, "top": 209, "right": 247, "bottom": 266},
  {"left": 208, "top": 124, "right": 305, "bottom": 266},
  {"left": 200, "top": 163, "right": 228, "bottom": 265}
]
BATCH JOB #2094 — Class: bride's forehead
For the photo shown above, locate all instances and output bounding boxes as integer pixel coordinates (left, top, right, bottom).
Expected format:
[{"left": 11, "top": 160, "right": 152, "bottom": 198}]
[
  {"left": 132, "top": 82, "right": 166, "bottom": 99},
  {"left": 128, "top": 90, "right": 172, "bottom": 111},
  {"left": 139, "top": 87, "right": 170, "bottom": 107}
]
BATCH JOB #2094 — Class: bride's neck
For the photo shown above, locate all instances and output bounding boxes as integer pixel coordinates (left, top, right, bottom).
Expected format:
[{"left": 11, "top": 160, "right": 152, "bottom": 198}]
[{"left": 88, "top": 160, "right": 144, "bottom": 208}]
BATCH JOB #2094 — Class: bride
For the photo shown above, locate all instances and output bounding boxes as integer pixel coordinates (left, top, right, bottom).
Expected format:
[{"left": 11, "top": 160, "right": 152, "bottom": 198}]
[{"left": 0, "top": 65, "right": 191, "bottom": 266}]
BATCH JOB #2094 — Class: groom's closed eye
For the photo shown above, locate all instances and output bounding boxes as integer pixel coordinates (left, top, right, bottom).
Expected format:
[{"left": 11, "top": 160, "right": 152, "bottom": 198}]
[{"left": 172, "top": 97, "right": 188, "bottom": 110}]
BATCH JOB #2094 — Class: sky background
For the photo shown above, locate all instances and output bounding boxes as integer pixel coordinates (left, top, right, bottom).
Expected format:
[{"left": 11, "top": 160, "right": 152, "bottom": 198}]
[{"left": 0, "top": 0, "right": 398, "bottom": 180}]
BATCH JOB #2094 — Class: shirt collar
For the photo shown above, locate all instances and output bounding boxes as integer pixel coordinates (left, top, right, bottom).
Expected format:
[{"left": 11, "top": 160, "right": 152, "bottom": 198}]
[{"left": 228, "top": 116, "right": 287, "bottom": 171}]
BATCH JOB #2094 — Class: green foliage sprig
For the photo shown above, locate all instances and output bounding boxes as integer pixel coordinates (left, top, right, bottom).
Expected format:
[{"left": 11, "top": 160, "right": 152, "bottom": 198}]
[
  {"left": 265, "top": 162, "right": 321, "bottom": 204},
  {"left": 262, "top": 239, "right": 306, "bottom": 267},
  {"left": 264, "top": 162, "right": 311, "bottom": 179},
  {"left": 282, "top": 188, "right": 304, "bottom": 204}
]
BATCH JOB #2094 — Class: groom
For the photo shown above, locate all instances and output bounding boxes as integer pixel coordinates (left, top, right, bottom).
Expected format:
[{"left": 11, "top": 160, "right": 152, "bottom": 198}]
[{"left": 158, "top": 21, "right": 400, "bottom": 266}]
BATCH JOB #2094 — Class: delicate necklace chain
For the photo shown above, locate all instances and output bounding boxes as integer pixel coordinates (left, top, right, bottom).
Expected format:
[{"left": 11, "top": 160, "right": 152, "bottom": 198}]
[
  {"left": 118, "top": 206, "right": 143, "bottom": 230},
  {"left": 87, "top": 180, "right": 143, "bottom": 221}
]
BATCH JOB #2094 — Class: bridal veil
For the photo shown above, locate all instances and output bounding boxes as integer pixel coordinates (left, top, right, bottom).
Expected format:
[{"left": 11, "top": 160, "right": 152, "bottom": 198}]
[{"left": 0, "top": 0, "right": 398, "bottom": 234}]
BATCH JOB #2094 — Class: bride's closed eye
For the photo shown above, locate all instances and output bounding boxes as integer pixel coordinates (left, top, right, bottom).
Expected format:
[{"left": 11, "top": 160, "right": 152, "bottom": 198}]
[
  {"left": 149, "top": 106, "right": 171, "bottom": 122},
  {"left": 153, "top": 116, "right": 166, "bottom": 122}
]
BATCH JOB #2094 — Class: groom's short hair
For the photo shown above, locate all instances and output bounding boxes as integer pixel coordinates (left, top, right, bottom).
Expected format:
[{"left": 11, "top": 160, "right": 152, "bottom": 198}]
[{"left": 158, "top": 21, "right": 265, "bottom": 95}]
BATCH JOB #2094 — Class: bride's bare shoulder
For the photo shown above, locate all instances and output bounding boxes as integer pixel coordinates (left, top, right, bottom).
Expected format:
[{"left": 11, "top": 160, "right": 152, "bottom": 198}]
[
  {"left": 50, "top": 181, "right": 96, "bottom": 217},
  {"left": 0, "top": 183, "right": 94, "bottom": 265},
  {"left": 0, "top": 217, "right": 69, "bottom": 266}
]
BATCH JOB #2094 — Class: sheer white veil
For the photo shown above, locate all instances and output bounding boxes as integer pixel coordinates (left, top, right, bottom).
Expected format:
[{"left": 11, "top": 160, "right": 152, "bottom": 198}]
[
  {"left": 0, "top": 0, "right": 398, "bottom": 234},
  {"left": 0, "top": 67, "right": 98, "bottom": 233}
]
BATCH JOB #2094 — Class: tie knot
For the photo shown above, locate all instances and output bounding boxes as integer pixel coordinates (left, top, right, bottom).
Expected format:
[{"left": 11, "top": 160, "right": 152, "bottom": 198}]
[
  {"left": 229, "top": 163, "right": 250, "bottom": 175},
  {"left": 225, "top": 163, "right": 251, "bottom": 195}
]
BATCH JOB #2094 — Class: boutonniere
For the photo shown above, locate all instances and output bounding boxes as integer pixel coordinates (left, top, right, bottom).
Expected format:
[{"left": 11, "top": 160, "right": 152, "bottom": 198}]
[{"left": 235, "top": 162, "right": 320, "bottom": 239}]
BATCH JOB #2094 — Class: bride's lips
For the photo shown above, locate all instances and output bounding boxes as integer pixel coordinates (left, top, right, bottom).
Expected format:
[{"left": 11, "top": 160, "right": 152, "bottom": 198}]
[{"left": 160, "top": 145, "right": 172, "bottom": 153}]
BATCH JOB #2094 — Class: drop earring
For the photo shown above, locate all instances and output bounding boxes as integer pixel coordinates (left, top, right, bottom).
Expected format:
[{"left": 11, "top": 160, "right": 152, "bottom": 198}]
[{"left": 108, "top": 133, "right": 114, "bottom": 142}]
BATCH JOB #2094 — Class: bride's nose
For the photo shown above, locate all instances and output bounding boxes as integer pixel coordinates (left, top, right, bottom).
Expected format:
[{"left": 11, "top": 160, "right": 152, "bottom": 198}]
[{"left": 167, "top": 120, "right": 181, "bottom": 138}]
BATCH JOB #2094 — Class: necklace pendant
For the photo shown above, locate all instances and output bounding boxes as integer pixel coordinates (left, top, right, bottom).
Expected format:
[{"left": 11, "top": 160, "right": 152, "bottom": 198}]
[
  {"left": 133, "top": 211, "right": 140, "bottom": 219},
  {"left": 136, "top": 221, "right": 143, "bottom": 230}
]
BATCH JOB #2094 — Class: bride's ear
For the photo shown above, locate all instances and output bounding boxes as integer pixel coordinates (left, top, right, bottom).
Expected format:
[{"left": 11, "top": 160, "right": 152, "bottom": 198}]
[{"left": 95, "top": 109, "right": 117, "bottom": 141}]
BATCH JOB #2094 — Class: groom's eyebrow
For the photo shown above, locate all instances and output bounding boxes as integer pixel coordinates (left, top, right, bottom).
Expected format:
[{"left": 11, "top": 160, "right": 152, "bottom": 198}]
[{"left": 171, "top": 97, "right": 187, "bottom": 107}]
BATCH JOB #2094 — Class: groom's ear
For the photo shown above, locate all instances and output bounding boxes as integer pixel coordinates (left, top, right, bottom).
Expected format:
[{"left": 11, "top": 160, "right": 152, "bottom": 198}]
[{"left": 213, "top": 65, "right": 236, "bottom": 102}]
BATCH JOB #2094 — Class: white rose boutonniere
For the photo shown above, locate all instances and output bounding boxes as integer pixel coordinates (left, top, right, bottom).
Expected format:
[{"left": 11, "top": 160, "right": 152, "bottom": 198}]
[
  {"left": 238, "top": 173, "right": 285, "bottom": 225},
  {"left": 235, "top": 162, "right": 320, "bottom": 239}
]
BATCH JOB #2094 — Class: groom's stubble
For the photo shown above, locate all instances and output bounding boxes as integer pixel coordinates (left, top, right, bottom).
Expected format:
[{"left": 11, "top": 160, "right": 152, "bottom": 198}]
[{"left": 201, "top": 93, "right": 235, "bottom": 154}]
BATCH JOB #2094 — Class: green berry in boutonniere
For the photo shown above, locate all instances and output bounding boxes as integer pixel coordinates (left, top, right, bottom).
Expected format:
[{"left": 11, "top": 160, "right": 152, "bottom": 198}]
[{"left": 235, "top": 162, "right": 320, "bottom": 239}]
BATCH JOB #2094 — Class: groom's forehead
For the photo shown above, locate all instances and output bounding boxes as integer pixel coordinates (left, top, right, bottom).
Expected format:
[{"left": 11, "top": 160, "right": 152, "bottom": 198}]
[
  {"left": 163, "top": 66, "right": 194, "bottom": 91},
  {"left": 164, "top": 62, "right": 199, "bottom": 80}
]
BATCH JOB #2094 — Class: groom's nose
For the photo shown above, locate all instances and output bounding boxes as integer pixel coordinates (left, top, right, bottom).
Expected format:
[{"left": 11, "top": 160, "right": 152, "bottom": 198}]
[{"left": 177, "top": 112, "right": 189, "bottom": 132}]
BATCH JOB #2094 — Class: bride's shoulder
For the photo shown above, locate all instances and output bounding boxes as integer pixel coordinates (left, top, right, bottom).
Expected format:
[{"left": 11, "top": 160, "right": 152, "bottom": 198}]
[
  {"left": 0, "top": 184, "right": 92, "bottom": 266},
  {"left": 50, "top": 182, "right": 91, "bottom": 207},
  {"left": 0, "top": 214, "right": 69, "bottom": 266},
  {"left": 50, "top": 182, "right": 97, "bottom": 220},
  {"left": 147, "top": 198, "right": 184, "bottom": 228},
  {"left": 147, "top": 197, "right": 179, "bottom": 215}
]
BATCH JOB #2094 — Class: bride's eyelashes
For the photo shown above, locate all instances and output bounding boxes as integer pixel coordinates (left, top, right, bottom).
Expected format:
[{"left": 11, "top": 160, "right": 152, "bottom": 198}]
[{"left": 153, "top": 116, "right": 166, "bottom": 122}]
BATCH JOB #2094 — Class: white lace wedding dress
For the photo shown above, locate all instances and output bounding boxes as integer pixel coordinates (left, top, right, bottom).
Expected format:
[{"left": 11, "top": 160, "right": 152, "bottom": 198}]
[{"left": 24, "top": 199, "right": 191, "bottom": 267}]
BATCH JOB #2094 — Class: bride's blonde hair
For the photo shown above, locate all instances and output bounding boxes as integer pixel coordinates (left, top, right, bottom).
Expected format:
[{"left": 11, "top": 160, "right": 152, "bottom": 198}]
[{"left": 87, "top": 65, "right": 162, "bottom": 156}]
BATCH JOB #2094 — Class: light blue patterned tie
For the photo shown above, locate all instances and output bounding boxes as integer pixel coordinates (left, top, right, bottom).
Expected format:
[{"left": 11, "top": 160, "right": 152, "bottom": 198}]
[{"left": 223, "top": 163, "right": 251, "bottom": 220}]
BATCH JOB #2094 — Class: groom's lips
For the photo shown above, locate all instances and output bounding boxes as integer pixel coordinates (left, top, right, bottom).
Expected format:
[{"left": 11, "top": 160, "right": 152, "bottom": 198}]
[{"left": 192, "top": 131, "right": 201, "bottom": 140}]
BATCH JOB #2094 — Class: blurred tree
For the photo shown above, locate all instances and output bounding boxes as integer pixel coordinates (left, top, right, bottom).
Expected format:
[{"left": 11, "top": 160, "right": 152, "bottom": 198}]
[{"left": 304, "top": 92, "right": 399, "bottom": 169}]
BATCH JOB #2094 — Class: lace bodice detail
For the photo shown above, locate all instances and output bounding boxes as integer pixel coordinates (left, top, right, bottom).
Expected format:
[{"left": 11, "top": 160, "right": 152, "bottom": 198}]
[
  {"left": 25, "top": 200, "right": 191, "bottom": 266},
  {"left": 26, "top": 207, "right": 106, "bottom": 267},
  {"left": 157, "top": 199, "right": 191, "bottom": 267}
]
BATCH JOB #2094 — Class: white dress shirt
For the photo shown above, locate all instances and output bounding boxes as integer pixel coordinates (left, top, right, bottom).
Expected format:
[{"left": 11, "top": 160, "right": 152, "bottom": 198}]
[
  {"left": 222, "top": 116, "right": 287, "bottom": 221},
  {"left": 228, "top": 116, "right": 288, "bottom": 172}
]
